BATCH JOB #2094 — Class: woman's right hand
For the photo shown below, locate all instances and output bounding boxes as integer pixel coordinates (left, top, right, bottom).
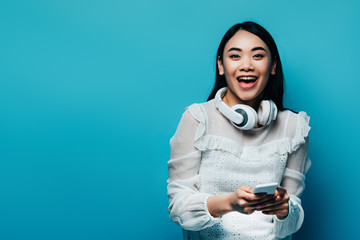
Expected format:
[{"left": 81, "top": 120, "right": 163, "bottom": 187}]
[
  {"left": 229, "top": 186, "right": 276, "bottom": 215},
  {"left": 207, "top": 185, "right": 276, "bottom": 218}
]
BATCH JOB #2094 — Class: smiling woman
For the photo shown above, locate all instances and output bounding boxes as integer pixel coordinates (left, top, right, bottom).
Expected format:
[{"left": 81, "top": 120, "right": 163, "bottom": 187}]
[
  {"left": 166, "top": 21, "right": 311, "bottom": 239},
  {"left": 218, "top": 30, "right": 276, "bottom": 111}
]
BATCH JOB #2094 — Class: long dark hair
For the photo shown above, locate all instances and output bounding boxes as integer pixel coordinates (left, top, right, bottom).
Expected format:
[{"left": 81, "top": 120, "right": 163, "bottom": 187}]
[{"left": 207, "top": 21, "right": 285, "bottom": 110}]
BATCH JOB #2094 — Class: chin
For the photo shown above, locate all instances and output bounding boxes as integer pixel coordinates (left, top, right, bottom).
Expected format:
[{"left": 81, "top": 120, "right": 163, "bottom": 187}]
[{"left": 235, "top": 91, "right": 261, "bottom": 102}]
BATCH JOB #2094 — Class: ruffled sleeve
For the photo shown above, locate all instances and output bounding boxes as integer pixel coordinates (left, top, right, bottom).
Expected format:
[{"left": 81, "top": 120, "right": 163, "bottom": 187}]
[
  {"left": 167, "top": 104, "right": 221, "bottom": 231},
  {"left": 274, "top": 111, "right": 311, "bottom": 238}
]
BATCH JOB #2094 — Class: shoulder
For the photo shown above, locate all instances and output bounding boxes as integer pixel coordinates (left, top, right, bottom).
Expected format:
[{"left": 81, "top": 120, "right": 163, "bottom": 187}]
[
  {"left": 184, "top": 100, "right": 216, "bottom": 123},
  {"left": 276, "top": 109, "right": 311, "bottom": 139},
  {"left": 266, "top": 109, "right": 311, "bottom": 154}
]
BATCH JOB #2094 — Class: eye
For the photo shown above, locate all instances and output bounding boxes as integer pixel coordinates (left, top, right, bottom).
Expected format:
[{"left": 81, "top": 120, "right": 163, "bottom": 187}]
[
  {"left": 253, "top": 54, "right": 264, "bottom": 59},
  {"left": 229, "top": 54, "right": 240, "bottom": 59}
]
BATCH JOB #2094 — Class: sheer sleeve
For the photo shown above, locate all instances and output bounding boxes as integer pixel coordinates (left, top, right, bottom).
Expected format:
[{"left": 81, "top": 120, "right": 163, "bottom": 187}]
[
  {"left": 167, "top": 104, "right": 220, "bottom": 231},
  {"left": 274, "top": 111, "right": 311, "bottom": 238}
]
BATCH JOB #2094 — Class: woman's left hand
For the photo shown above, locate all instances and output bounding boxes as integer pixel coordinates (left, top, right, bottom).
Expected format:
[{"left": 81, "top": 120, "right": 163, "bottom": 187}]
[{"left": 257, "top": 186, "right": 290, "bottom": 220}]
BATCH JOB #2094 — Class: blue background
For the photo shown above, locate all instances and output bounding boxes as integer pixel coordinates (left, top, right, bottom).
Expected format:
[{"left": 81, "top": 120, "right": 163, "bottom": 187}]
[{"left": 1, "top": 0, "right": 359, "bottom": 239}]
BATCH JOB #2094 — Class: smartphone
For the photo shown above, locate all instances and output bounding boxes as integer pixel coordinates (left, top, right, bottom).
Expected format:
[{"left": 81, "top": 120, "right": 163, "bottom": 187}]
[{"left": 253, "top": 182, "right": 278, "bottom": 194}]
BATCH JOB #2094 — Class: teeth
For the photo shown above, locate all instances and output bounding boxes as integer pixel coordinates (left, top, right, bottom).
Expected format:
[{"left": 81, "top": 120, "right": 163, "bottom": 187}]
[
  {"left": 238, "top": 76, "right": 257, "bottom": 80},
  {"left": 237, "top": 76, "right": 257, "bottom": 83}
]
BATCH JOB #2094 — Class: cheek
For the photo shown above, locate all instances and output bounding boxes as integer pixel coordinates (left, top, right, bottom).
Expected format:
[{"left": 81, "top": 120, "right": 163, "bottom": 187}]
[
  {"left": 223, "top": 61, "right": 238, "bottom": 75},
  {"left": 258, "top": 61, "right": 272, "bottom": 75}
]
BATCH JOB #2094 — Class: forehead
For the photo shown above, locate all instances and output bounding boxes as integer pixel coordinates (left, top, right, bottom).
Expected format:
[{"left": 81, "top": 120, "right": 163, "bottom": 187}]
[{"left": 224, "top": 30, "right": 270, "bottom": 51}]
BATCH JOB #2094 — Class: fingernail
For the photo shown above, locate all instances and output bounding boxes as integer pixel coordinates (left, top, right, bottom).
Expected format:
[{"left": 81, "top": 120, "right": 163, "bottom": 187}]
[{"left": 255, "top": 205, "right": 261, "bottom": 211}]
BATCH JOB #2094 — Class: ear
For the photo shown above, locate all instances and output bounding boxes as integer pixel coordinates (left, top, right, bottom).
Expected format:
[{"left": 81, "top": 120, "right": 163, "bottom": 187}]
[
  {"left": 270, "top": 60, "right": 277, "bottom": 75},
  {"left": 217, "top": 57, "right": 225, "bottom": 75}
]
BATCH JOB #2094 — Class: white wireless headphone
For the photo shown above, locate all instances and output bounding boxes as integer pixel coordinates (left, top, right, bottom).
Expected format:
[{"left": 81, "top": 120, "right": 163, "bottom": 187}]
[{"left": 214, "top": 87, "right": 278, "bottom": 130}]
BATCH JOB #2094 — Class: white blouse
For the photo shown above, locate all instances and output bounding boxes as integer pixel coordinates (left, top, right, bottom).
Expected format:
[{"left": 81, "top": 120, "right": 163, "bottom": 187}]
[{"left": 167, "top": 99, "right": 311, "bottom": 240}]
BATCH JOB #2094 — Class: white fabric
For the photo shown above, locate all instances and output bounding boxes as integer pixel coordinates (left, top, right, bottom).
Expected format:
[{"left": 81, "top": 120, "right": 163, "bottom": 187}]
[{"left": 167, "top": 99, "right": 311, "bottom": 239}]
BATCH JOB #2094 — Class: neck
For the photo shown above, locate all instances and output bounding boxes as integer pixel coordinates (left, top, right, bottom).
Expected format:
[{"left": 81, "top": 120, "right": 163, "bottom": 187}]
[{"left": 222, "top": 89, "right": 261, "bottom": 110}]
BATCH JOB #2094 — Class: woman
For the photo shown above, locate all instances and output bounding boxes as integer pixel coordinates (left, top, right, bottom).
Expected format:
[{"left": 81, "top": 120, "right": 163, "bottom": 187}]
[{"left": 167, "top": 21, "right": 311, "bottom": 239}]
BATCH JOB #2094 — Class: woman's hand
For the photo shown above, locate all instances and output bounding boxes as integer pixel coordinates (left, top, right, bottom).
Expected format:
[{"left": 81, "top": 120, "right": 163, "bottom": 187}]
[
  {"left": 206, "top": 185, "right": 286, "bottom": 218},
  {"left": 228, "top": 186, "right": 276, "bottom": 215},
  {"left": 257, "top": 186, "right": 290, "bottom": 220}
]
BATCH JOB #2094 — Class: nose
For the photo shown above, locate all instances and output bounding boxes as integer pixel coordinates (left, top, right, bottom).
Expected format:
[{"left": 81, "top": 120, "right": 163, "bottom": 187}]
[{"left": 240, "top": 58, "right": 253, "bottom": 71}]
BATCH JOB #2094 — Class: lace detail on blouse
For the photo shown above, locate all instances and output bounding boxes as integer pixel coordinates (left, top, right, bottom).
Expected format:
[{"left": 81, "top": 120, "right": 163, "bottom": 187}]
[
  {"left": 167, "top": 100, "right": 311, "bottom": 240},
  {"left": 189, "top": 103, "right": 310, "bottom": 159}
]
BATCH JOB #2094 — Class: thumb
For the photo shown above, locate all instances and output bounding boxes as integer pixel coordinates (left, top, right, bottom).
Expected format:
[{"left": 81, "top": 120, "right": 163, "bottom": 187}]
[
  {"left": 276, "top": 186, "right": 287, "bottom": 196},
  {"left": 240, "top": 185, "right": 254, "bottom": 193}
]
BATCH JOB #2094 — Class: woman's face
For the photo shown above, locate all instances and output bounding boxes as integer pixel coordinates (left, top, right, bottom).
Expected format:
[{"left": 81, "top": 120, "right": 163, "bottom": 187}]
[{"left": 217, "top": 30, "right": 276, "bottom": 107}]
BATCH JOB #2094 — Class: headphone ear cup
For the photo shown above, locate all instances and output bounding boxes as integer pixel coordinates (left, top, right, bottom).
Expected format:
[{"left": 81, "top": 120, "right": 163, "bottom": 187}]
[
  {"left": 258, "top": 100, "right": 278, "bottom": 126},
  {"left": 258, "top": 101, "right": 271, "bottom": 126},
  {"left": 230, "top": 104, "right": 257, "bottom": 130},
  {"left": 270, "top": 101, "right": 278, "bottom": 121}
]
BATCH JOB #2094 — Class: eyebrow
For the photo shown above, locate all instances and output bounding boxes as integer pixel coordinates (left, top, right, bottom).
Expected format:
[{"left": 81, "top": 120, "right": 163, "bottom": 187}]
[{"left": 227, "top": 47, "right": 266, "bottom": 52}]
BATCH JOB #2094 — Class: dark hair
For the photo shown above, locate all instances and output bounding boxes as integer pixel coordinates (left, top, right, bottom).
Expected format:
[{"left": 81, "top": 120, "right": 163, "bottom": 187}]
[{"left": 207, "top": 21, "right": 285, "bottom": 110}]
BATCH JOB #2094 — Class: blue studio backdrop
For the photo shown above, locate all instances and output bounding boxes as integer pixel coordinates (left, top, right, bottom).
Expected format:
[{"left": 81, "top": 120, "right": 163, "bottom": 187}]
[{"left": 1, "top": 0, "right": 359, "bottom": 239}]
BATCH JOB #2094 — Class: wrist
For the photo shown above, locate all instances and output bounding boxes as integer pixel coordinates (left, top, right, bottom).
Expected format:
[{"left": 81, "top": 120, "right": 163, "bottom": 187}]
[{"left": 207, "top": 193, "right": 233, "bottom": 218}]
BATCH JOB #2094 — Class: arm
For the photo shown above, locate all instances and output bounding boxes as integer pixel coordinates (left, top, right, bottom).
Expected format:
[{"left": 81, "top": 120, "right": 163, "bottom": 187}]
[
  {"left": 167, "top": 107, "right": 220, "bottom": 231},
  {"left": 255, "top": 112, "right": 311, "bottom": 238},
  {"left": 273, "top": 136, "right": 311, "bottom": 238},
  {"left": 168, "top": 106, "right": 282, "bottom": 230}
]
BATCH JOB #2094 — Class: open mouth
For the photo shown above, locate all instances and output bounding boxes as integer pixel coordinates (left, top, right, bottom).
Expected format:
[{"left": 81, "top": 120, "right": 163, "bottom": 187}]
[
  {"left": 237, "top": 76, "right": 258, "bottom": 89},
  {"left": 237, "top": 76, "right": 258, "bottom": 83}
]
